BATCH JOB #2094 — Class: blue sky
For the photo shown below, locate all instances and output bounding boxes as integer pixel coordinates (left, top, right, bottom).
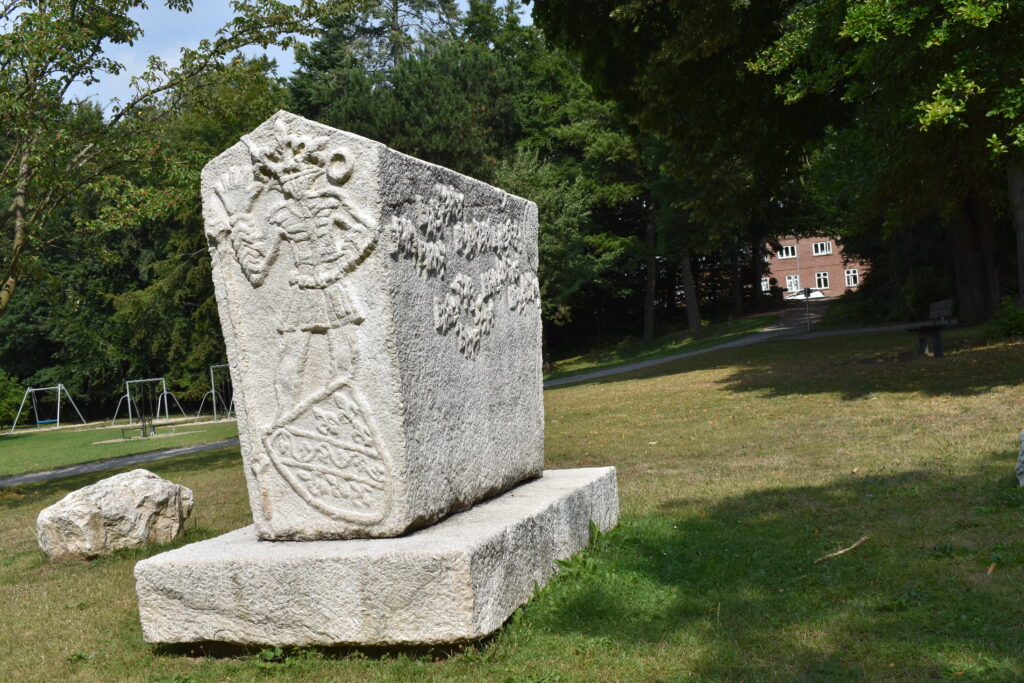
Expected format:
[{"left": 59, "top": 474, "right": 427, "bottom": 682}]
[
  {"left": 67, "top": 1, "right": 296, "bottom": 107},
  {"left": 68, "top": 1, "right": 533, "bottom": 109}
]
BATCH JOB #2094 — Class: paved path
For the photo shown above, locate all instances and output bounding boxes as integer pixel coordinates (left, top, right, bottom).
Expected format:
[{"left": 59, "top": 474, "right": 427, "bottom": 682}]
[
  {"left": 544, "top": 303, "right": 908, "bottom": 388},
  {"left": 0, "top": 438, "right": 239, "bottom": 488}
]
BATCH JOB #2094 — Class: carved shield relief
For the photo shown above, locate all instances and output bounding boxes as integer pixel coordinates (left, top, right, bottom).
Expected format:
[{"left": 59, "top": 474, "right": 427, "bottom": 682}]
[{"left": 262, "top": 379, "right": 393, "bottom": 524}]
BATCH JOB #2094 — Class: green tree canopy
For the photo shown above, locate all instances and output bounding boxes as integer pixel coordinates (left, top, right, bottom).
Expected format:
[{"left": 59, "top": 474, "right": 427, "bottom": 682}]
[
  {"left": 0, "top": 0, "right": 339, "bottom": 317},
  {"left": 536, "top": 0, "right": 1024, "bottom": 324}
]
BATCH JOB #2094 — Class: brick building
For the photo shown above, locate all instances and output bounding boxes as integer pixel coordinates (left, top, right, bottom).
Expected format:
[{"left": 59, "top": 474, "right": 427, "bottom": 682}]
[{"left": 763, "top": 236, "right": 869, "bottom": 298}]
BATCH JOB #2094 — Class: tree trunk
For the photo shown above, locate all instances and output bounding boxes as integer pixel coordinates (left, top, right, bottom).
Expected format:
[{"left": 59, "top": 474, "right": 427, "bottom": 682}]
[
  {"left": 946, "top": 192, "right": 999, "bottom": 326},
  {"left": 643, "top": 211, "right": 657, "bottom": 341},
  {"left": 389, "top": 0, "right": 402, "bottom": 67},
  {"left": 749, "top": 237, "right": 763, "bottom": 303},
  {"left": 680, "top": 248, "right": 701, "bottom": 332},
  {"left": 0, "top": 154, "right": 29, "bottom": 316},
  {"left": 730, "top": 247, "right": 742, "bottom": 315},
  {"left": 1008, "top": 163, "right": 1024, "bottom": 304}
]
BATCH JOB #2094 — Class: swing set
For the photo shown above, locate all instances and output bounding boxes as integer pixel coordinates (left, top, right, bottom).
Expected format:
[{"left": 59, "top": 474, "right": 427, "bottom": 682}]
[
  {"left": 110, "top": 378, "right": 187, "bottom": 427},
  {"left": 194, "top": 364, "right": 234, "bottom": 421},
  {"left": 8, "top": 384, "right": 87, "bottom": 434}
]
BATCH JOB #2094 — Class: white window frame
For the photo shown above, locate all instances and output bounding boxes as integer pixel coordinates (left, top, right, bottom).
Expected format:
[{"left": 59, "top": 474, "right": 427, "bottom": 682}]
[
  {"left": 760, "top": 277, "right": 770, "bottom": 292},
  {"left": 777, "top": 245, "right": 797, "bottom": 259},
  {"left": 815, "top": 271, "right": 830, "bottom": 289},
  {"left": 785, "top": 274, "right": 800, "bottom": 292},
  {"left": 812, "top": 240, "right": 833, "bottom": 256},
  {"left": 845, "top": 268, "right": 859, "bottom": 287}
]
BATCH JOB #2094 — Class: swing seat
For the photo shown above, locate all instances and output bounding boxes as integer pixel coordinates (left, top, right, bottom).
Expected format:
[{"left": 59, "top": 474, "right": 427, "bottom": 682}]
[{"left": 36, "top": 419, "right": 58, "bottom": 425}]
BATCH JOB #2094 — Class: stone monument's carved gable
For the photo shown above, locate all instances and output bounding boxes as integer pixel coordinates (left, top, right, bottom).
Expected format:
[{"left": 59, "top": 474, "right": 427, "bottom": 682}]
[{"left": 202, "top": 112, "right": 543, "bottom": 540}]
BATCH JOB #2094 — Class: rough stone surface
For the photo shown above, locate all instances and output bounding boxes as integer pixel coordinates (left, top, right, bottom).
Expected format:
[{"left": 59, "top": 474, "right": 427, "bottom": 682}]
[
  {"left": 202, "top": 111, "right": 543, "bottom": 540},
  {"left": 1016, "top": 429, "right": 1024, "bottom": 487},
  {"left": 135, "top": 467, "right": 616, "bottom": 646},
  {"left": 37, "top": 469, "right": 193, "bottom": 561}
]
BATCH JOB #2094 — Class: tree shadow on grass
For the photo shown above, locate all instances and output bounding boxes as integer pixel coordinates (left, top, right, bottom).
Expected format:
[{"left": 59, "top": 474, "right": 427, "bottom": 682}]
[
  {"left": 564, "top": 332, "right": 1024, "bottom": 400},
  {"left": 528, "top": 452, "right": 1024, "bottom": 678},
  {"left": 0, "top": 433, "right": 31, "bottom": 442},
  {"left": 713, "top": 337, "right": 1024, "bottom": 400},
  {"left": 0, "top": 447, "right": 242, "bottom": 511}
]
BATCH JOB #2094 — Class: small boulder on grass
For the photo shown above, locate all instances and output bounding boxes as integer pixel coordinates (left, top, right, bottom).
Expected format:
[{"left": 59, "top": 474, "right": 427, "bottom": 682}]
[{"left": 36, "top": 469, "right": 193, "bottom": 562}]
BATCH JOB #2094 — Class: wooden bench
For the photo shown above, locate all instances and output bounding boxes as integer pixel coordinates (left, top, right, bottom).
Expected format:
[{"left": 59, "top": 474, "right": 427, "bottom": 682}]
[{"left": 907, "top": 299, "right": 954, "bottom": 358}]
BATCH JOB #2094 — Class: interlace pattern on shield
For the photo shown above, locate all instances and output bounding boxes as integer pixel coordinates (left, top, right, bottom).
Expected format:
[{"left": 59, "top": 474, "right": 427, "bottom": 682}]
[{"left": 210, "top": 119, "right": 393, "bottom": 525}]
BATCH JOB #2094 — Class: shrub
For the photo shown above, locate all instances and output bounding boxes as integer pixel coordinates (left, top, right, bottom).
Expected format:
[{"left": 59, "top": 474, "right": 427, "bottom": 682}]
[
  {"left": 0, "top": 370, "right": 23, "bottom": 429},
  {"left": 989, "top": 297, "right": 1024, "bottom": 339}
]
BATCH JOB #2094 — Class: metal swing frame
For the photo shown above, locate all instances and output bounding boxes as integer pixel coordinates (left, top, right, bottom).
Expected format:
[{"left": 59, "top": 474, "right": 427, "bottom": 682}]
[
  {"left": 194, "top": 364, "right": 234, "bottom": 422},
  {"left": 110, "top": 377, "right": 187, "bottom": 427},
  {"left": 8, "top": 384, "right": 87, "bottom": 434}
]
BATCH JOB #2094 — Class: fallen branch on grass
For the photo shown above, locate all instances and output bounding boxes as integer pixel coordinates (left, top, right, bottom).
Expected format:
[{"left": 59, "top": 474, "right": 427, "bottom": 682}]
[{"left": 814, "top": 536, "right": 869, "bottom": 564}]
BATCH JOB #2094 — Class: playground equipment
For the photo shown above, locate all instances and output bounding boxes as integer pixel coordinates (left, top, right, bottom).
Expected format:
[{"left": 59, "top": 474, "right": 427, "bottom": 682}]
[
  {"left": 9, "top": 384, "right": 87, "bottom": 433},
  {"left": 110, "top": 378, "right": 187, "bottom": 427},
  {"left": 194, "top": 364, "right": 234, "bottom": 421}
]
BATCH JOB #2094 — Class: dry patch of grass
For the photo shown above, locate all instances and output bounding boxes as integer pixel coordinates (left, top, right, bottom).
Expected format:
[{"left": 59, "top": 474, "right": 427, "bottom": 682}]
[{"left": 1, "top": 329, "right": 1023, "bottom": 680}]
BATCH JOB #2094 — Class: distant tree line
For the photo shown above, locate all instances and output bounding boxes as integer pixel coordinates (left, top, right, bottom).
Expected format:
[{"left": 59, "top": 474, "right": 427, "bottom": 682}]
[
  {"left": 5, "top": 0, "right": 1023, "bottom": 419},
  {"left": 535, "top": 0, "right": 1024, "bottom": 326}
]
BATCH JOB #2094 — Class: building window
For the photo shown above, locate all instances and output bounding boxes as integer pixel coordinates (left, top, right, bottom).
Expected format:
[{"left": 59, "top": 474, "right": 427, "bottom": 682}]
[
  {"left": 815, "top": 271, "right": 830, "bottom": 289},
  {"left": 777, "top": 245, "right": 797, "bottom": 259},
  {"left": 812, "top": 240, "right": 833, "bottom": 256},
  {"left": 845, "top": 268, "right": 859, "bottom": 287},
  {"left": 785, "top": 274, "right": 800, "bottom": 292},
  {"left": 761, "top": 277, "right": 770, "bottom": 292}
]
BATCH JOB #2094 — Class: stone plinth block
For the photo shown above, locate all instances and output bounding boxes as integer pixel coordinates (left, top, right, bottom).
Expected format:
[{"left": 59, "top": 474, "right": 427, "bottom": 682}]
[
  {"left": 202, "top": 111, "right": 543, "bottom": 540},
  {"left": 134, "top": 467, "right": 617, "bottom": 646}
]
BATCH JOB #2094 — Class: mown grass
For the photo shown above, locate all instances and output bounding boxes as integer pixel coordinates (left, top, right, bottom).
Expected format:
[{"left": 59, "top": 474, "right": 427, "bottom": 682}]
[
  {"left": 545, "top": 313, "right": 777, "bottom": 379},
  {"left": 0, "top": 421, "right": 238, "bottom": 478},
  {"left": 2, "top": 328, "right": 1023, "bottom": 680}
]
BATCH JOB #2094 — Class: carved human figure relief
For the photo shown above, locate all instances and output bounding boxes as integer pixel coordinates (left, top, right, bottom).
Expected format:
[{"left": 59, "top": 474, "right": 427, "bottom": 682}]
[{"left": 208, "top": 118, "right": 393, "bottom": 525}]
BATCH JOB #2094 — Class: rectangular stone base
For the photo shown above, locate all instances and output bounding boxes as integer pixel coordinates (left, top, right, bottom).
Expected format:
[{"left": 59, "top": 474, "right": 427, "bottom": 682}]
[{"left": 134, "top": 467, "right": 618, "bottom": 646}]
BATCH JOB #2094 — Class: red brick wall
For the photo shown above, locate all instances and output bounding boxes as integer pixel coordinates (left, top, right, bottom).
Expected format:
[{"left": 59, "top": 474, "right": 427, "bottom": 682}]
[{"left": 764, "top": 236, "right": 870, "bottom": 297}]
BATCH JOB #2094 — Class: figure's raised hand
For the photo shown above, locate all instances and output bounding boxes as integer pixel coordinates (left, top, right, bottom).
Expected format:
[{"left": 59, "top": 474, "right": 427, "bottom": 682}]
[
  {"left": 230, "top": 216, "right": 272, "bottom": 287},
  {"left": 215, "top": 167, "right": 259, "bottom": 215},
  {"left": 211, "top": 168, "right": 275, "bottom": 286},
  {"left": 209, "top": 167, "right": 261, "bottom": 240}
]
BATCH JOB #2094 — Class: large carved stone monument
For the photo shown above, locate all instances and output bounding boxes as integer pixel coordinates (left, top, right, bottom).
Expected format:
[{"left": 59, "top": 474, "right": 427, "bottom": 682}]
[{"left": 134, "top": 112, "right": 618, "bottom": 646}]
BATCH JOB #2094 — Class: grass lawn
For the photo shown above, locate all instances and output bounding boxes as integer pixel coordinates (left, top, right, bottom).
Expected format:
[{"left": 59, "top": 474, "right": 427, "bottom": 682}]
[
  {"left": 2, "top": 328, "right": 1024, "bottom": 680},
  {"left": 0, "top": 421, "right": 239, "bottom": 478},
  {"left": 545, "top": 313, "right": 777, "bottom": 380}
]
